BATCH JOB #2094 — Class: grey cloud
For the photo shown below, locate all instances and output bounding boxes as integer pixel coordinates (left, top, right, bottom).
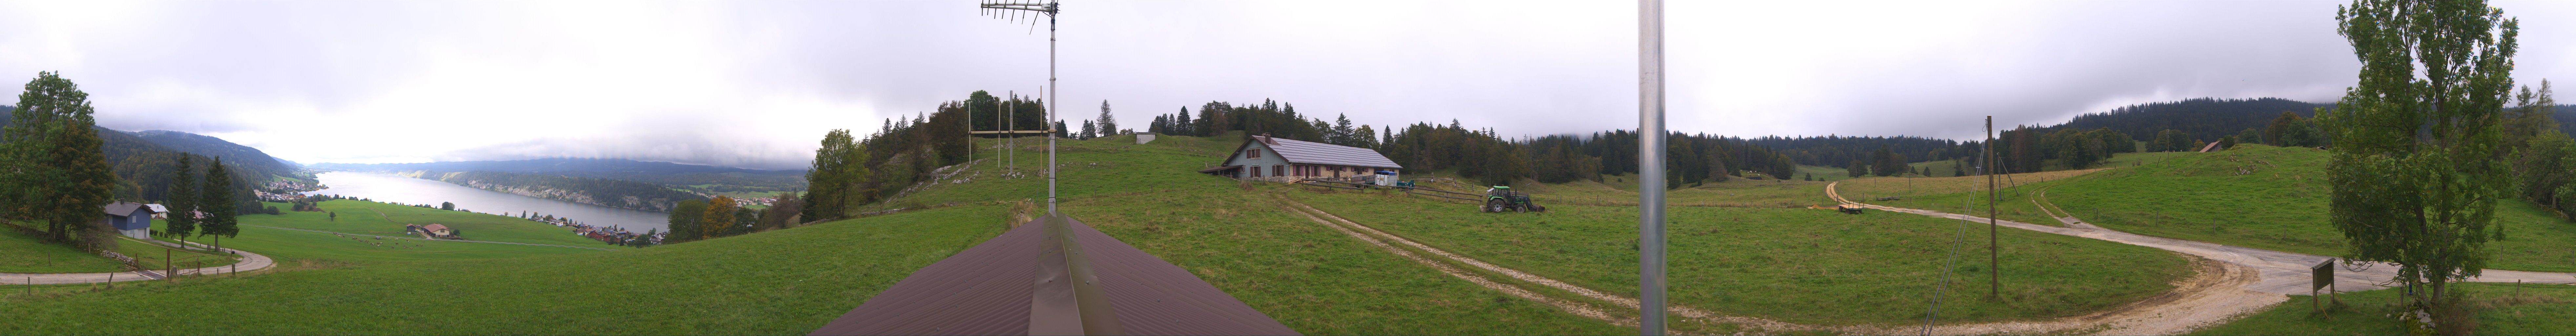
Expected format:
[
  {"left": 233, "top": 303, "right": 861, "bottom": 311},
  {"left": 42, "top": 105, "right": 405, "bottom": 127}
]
[{"left": 4, "top": 1, "right": 2572, "bottom": 169}]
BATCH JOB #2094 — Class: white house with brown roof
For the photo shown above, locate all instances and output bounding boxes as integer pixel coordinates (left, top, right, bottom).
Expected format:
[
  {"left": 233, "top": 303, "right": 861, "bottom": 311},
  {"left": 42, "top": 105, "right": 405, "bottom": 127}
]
[{"left": 1200, "top": 134, "right": 1404, "bottom": 182}]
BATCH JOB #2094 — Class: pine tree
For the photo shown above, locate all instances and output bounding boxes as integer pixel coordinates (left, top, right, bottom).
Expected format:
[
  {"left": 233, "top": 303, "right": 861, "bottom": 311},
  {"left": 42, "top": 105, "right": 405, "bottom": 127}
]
[
  {"left": 1080, "top": 119, "right": 1097, "bottom": 139},
  {"left": 1331, "top": 114, "right": 1357, "bottom": 146},
  {"left": 166, "top": 155, "right": 199, "bottom": 246},
  {"left": 1095, "top": 100, "right": 1117, "bottom": 137},
  {"left": 200, "top": 157, "right": 239, "bottom": 251}
]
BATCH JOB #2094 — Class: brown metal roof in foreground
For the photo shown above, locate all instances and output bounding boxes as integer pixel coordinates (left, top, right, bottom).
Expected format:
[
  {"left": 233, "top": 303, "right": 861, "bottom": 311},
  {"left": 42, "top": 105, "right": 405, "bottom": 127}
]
[{"left": 810, "top": 214, "right": 1298, "bottom": 336}]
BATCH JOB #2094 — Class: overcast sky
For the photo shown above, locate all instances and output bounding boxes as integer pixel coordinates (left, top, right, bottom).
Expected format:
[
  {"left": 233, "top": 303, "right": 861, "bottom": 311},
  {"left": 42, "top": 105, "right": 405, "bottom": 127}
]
[{"left": 3, "top": 1, "right": 2572, "bottom": 170}]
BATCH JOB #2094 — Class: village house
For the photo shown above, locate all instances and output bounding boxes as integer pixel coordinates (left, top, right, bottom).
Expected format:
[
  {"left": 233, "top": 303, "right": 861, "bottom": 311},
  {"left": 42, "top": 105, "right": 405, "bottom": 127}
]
[
  {"left": 1199, "top": 134, "right": 1403, "bottom": 182},
  {"left": 407, "top": 223, "right": 457, "bottom": 239},
  {"left": 145, "top": 204, "right": 170, "bottom": 219},
  {"left": 103, "top": 202, "right": 160, "bottom": 239}
]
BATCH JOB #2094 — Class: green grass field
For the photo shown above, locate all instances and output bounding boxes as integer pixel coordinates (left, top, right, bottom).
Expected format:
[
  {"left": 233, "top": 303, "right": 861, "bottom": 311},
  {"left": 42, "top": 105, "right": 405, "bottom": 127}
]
[
  {"left": 2191, "top": 282, "right": 2576, "bottom": 335},
  {"left": 0, "top": 205, "right": 1010, "bottom": 334},
  {"left": 1282, "top": 187, "right": 2192, "bottom": 326},
  {"left": 2042, "top": 144, "right": 2576, "bottom": 272},
  {"left": 1794, "top": 164, "right": 1862, "bottom": 181}
]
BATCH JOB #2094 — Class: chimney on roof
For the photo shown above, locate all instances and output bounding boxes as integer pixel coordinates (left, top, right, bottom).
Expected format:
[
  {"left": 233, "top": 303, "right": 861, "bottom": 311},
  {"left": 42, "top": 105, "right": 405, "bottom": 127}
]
[{"left": 1260, "top": 133, "right": 1276, "bottom": 145}]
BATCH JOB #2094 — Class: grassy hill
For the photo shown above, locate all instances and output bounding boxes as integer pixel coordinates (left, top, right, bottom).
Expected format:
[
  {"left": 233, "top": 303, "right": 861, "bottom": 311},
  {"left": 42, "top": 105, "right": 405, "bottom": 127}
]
[
  {"left": 2, "top": 133, "right": 1626, "bottom": 335},
  {"left": 2044, "top": 144, "right": 2576, "bottom": 272}
]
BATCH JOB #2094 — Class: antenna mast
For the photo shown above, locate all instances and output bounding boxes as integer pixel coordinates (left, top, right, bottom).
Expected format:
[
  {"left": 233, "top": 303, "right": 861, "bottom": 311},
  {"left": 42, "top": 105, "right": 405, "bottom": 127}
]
[{"left": 980, "top": 0, "right": 1063, "bottom": 214}]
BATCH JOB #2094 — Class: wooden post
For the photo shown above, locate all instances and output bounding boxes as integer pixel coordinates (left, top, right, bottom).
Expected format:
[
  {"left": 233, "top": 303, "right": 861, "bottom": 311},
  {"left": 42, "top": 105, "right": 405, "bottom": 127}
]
[{"left": 1986, "top": 116, "right": 1999, "bottom": 300}]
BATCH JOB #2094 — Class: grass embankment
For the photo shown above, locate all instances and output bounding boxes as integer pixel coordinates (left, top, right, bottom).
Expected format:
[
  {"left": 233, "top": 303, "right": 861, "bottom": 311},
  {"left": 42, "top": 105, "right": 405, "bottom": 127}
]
[
  {"left": 2192, "top": 282, "right": 2576, "bottom": 335},
  {"left": 4, "top": 133, "right": 1626, "bottom": 334},
  {"left": 2043, "top": 144, "right": 2576, "bottom": 272},
  {"left": 1283, "top": 188, "right": 2193, "bottom": 326},
  {"left": 0, "top": 228, "right": 130, "bottom": 273},
  {"left": 2, "top": 223, "right": 239, "bottom": 274}
]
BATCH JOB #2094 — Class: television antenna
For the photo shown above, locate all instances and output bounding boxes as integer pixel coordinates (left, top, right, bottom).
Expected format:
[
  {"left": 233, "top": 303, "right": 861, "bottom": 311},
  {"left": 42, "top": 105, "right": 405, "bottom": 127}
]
[{"left": 972, "top": 0, "right": 1062, "bottom": 213}]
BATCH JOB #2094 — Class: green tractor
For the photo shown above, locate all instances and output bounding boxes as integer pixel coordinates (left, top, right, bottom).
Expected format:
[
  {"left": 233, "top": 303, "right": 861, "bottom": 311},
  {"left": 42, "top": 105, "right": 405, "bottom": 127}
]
[{"left": 1481, "top": 186, "right": 1545, "bottom": 213}]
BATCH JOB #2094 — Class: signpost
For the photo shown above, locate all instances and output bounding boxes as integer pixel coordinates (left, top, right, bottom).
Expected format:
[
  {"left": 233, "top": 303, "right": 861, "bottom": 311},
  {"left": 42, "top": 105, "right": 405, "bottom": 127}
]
[{"left": 2312, "top": 258, "right": 2336, "bottom": 317}]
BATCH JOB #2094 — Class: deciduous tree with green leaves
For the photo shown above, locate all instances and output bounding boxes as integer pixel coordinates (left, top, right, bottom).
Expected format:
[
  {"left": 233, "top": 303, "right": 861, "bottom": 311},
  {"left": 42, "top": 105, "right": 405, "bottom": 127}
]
[
  {"left": 665, "top": 199, "right": 706, "bottom": 243},
  {"left": 801, "top": 129, "right": 866, "bottom": 221},
  {"left": 1, "top": 71, "right": 120, "bottom": 251},
  {"left": 2319, "top": 0, "right": 2520, "bottom": 315}
]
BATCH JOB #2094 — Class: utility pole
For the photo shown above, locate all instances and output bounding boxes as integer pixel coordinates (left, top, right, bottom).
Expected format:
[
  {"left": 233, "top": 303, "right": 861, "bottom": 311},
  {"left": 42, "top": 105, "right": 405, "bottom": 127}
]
[
  {"left": 1637, "top": 1, "right": 1667, "bottom": 334},
  {"left": 1986, "top": 116, "right": 1999, "bottom": 299}
]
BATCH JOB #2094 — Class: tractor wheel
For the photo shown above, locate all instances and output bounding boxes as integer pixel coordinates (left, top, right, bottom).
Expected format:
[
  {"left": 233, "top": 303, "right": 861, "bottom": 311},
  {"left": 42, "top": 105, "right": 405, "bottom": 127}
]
[{"left": 1484, "top": 200, "right": 1506, "bottom": 213}]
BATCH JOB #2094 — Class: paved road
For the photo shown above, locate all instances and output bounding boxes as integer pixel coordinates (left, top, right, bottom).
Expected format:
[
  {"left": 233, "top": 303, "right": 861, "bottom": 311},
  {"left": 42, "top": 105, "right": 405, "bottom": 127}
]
[
  {"left": 2, "top": 238, "right": 276, "bottom": 285},
  {"left": 1825, "top": 181, "right": 2576, "bottom": 295}
]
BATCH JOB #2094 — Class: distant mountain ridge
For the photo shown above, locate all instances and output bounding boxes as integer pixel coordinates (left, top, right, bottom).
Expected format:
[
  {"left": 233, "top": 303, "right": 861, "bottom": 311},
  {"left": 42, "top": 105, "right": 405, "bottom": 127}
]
[
  {"left": 2025, "top": 98, "right": 2576, "bottom": 143},
  {"left": 2040, "top": 98, "right": 2336, "bottom": 142},
  {"left": 132, "top": 129, "right": 302, "bottom": 175}
]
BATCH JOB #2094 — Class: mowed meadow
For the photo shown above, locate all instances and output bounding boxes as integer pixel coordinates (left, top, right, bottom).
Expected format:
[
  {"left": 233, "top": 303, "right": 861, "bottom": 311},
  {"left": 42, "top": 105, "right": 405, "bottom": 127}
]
[
  {"left": 1281, "top": 186, "right": 2192, "bottom": 326},
  {"left": 2039, "top": 145, "right": 2576, "bottom": 272}
]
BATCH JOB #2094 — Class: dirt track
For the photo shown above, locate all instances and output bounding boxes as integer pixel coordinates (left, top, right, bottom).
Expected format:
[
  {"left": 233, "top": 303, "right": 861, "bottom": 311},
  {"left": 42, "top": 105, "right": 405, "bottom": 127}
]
[{"left": 1824, "top": 181, "right": 2576, "bottom": 334}]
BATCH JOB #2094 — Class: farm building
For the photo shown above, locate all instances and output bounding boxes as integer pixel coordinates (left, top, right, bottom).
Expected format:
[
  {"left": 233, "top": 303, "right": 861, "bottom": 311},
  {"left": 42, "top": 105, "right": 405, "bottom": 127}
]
[
  {"left": 103, "top": 202, "right": 158, "bottom": 239},
  {"left": 408, "top": 224, "right": 457, "bottom": 239},
  {"left": 145, "top": 204, "right": 170, "bottom": 219},
  {"left": 1198, "top": 134, "right": 1402, "bottom": 182}
]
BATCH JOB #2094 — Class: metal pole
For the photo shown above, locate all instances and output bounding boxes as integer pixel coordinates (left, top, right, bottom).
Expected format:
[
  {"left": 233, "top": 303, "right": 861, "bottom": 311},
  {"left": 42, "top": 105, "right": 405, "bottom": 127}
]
[
  {"left": 1637, "top": 1, "right": 1667, "bottom": 334},
  {"left": 1010, "top": 90, "right": 1016, "bottom": 177},
  {"left": 1986, "top": 116, "right": 1999, "bottom": 299},
  {"left": 1046, "top": 2, "right": 1058, "bottom": 214}
]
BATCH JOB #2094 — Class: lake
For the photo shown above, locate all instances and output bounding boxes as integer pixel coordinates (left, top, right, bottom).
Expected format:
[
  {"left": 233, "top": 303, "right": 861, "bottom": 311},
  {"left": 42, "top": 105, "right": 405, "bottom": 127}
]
[{"left": 304, "top": 172, "right": 670, "bottom": 232}]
